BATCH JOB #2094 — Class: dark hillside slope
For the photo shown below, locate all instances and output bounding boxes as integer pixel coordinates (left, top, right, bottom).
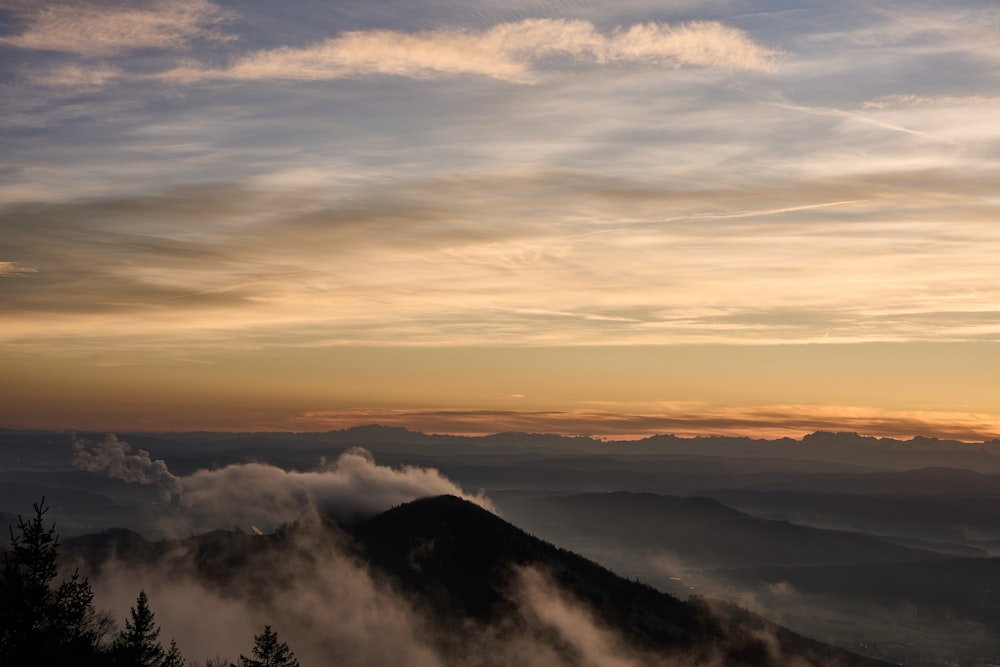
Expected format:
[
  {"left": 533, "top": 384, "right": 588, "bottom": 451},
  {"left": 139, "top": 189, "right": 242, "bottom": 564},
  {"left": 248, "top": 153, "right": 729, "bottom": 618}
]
[
  {"left": 348, "top": 495, "right": 893, "bottom": 667},
  {"left": 500, "top": 491, "right": 942, "bottom": 568},
  {"left": 350, "top": 495, "right": 696, "bottom": 632},
  {"left": 62, "top": 495, "right": 894, "bottom": 667},
  {"left": 714, "top": 489, "right": 1000, "bottom": 545}
]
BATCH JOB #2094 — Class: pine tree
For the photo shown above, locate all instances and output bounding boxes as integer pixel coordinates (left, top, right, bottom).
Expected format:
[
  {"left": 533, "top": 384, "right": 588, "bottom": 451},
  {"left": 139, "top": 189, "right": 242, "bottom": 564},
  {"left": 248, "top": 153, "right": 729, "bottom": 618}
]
[
  {"left": 162, "top": 639, "right": 186, "bottom": 667},
  {"left": 239, "top": 626, "right": 299, "bottom": 667},
  {"left": 0, "top": 498, "right": 106, "bottom": 665},
  {"left": 113, "top": 590, "right": 167, "bottom": 667}
]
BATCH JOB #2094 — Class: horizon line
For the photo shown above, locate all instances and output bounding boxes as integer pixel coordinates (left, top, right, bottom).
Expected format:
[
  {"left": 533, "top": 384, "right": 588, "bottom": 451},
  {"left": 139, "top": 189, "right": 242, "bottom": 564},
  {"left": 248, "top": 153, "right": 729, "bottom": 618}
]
[{"left": 6, "top": 424, "right": 999, "bottom": 446}]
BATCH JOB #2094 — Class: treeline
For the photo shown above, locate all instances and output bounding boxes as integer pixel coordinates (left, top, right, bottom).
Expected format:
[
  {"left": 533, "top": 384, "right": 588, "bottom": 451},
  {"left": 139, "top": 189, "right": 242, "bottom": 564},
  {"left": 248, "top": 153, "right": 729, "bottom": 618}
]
[{"left": 0, "top": 499, "right": 299, "bottom": 667}]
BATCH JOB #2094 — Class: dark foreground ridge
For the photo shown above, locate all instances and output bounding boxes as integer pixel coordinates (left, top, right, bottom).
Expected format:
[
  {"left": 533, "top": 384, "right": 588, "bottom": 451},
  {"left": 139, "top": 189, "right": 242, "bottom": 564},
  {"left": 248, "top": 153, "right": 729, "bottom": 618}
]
[{"left": 65, "top": 495, "right": 896, "bottom": 667}]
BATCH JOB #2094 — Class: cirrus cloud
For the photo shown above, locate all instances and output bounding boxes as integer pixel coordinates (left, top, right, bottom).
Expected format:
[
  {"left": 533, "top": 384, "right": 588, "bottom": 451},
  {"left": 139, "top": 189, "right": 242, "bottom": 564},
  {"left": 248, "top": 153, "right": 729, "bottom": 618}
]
[
  {"left": 0, "top": 261, "right": 38, "bottom": 278},
  {"left": 0, "top": 0, "right": 234, "bottom": 57},
  {"left": 161, "top": 18, "right": 783, "bottom": 84}
]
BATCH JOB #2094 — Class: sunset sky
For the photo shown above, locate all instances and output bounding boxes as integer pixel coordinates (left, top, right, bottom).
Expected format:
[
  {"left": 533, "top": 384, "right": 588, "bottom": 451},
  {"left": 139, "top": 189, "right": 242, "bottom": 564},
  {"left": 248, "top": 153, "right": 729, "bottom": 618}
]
[{"left": 1, "top": 0, "right": 998, "bottom": 440}]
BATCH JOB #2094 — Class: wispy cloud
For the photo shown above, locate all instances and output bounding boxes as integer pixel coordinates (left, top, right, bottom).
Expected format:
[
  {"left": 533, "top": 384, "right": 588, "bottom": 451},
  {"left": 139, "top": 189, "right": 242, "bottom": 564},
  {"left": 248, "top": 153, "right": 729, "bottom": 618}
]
[
  {"left": 0, "top": 0, "right": 234, "bottom": 57},
  {"left": 871, "top": 5, "right": 1000, "bottom": 58},
  {"left": 803, "top": 4, "right": 1000, "bottom": 51},
  {"left": 0, "top": 261, "right": 38, "bottom": 278},
  {"left": 29, "top": 64, "right": 124, "bottom": 89},
  {"left": 863, "top": 94, "right": 1000, "bottom": 109},
  {"left": 763, "top": 97, "right": 936, "bottom": 139},
  {"left": 1, "top": 168, "right": 999, "bottom": 347},
  {"left": 160, "top": 19, "right": 782, "bottom": 84}
]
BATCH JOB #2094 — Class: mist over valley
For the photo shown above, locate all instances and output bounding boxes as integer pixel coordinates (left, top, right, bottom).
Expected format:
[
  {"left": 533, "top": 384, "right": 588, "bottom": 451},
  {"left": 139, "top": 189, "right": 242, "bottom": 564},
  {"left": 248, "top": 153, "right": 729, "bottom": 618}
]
[{"left": 3, "top": 427, "right": 1000, "bottom": 666}]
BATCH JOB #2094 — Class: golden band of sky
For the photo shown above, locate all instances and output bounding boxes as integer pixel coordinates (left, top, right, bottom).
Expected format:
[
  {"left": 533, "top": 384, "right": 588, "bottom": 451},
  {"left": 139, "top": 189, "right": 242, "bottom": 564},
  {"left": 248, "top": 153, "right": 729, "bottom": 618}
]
[{"left": 3, "top": 342, "right": 997, "bottom": 441}]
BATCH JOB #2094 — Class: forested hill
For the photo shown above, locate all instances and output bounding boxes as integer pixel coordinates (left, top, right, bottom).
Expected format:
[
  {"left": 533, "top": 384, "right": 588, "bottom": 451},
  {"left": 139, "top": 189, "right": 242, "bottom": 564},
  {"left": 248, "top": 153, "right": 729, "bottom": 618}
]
[
  {"left": 59, "top": 494, "right": 896, "bottom": 667},
  {"left": 348, "top": 495, "right": 894, "bottom": 667}
]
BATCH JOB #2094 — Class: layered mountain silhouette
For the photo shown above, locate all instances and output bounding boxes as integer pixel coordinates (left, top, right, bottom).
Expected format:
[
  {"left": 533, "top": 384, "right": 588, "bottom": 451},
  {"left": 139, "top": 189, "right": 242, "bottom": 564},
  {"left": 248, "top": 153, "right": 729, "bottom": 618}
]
[
  {"left": 498, "top": 491, "right": 944, "bottom": 568},
  {"left": 67, "top": 495, "right": 892, "bottom": 667},
  {"left": 721, "top": 555, "right": 1000, "bottom": 627}
]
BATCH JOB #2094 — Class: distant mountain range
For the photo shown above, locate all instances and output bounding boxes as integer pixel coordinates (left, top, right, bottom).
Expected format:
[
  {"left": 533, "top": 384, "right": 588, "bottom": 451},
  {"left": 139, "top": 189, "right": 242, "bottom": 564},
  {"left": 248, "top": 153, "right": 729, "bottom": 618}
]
[{"left": 5, "top": 425, "right": 1000, "bottom": 466}]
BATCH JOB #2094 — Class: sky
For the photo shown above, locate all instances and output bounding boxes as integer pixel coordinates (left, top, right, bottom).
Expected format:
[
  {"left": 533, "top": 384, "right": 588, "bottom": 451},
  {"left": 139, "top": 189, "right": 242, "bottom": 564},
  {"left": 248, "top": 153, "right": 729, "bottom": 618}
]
[{"left": 1, "top": 0, "right": 998, "bottom": 440}]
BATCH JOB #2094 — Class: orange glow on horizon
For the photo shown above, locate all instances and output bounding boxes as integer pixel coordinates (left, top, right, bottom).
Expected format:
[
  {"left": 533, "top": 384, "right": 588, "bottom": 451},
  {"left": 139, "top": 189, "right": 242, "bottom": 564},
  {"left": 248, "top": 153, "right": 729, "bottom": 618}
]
[{"left": 2, "top": 341, "right": 998, "bottom": 443}]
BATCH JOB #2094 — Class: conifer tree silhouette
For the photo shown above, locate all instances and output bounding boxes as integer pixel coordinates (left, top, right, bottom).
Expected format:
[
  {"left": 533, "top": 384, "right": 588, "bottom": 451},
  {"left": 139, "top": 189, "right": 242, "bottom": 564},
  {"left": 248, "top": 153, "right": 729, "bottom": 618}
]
[
  {"left": 239, "top": 626, "right": 299, "bottom": 667},
  {"left": 0, "top": 498, "right": 106, "bottom": 664},
  {"left": 163, "top": 638, "right": 186, "bottom": 667},
  {"left": 113, "top": 589, "right": 184, "bottom": 667}
]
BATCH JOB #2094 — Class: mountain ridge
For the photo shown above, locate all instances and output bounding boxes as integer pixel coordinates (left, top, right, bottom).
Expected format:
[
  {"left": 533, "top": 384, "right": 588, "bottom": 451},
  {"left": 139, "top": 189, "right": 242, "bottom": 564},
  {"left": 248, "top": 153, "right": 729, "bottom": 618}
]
[
  {"left": 499, "top": 491, "right": 945, "bottom": 568},
  {"left": 65, "top": 494, "right": 895, "bottom": 667}
]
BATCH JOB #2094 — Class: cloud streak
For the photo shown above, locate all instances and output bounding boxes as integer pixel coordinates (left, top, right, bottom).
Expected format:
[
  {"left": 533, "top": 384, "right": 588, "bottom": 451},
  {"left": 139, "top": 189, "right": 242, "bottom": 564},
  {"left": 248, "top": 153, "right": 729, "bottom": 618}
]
[
  {"left": 161, "top": 19, "right": 782, "bottom": 84},
  {"left": 2, "top": 169, "right": 998, "bottom": 348},
  {"left": 0, "top": 0, "right": 234, "bottom": 57},
  {"left": 0, "top": 261, "right": 38, "bottom": 278}
]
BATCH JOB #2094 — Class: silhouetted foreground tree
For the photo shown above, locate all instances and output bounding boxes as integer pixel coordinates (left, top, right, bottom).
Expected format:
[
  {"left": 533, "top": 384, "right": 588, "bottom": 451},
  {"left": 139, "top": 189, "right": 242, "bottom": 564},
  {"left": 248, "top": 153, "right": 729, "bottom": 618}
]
[
  {"left": 112, "top": 589, "right": 185, "bottom": 667},
  {"left": 113, "top": 590, "right": 164, "bottom": 666},
  {"left": 0, "top": 498, "right": 109, "bottom": 665},
  {"left": 1, "top": 500, "right": 196, "bottom": 667},
  {"left": 239, "top": 626, "right": 299, "bottom": 667},
  {"left": 163, "top": 639, "right": 185, "bottom": 667},
  {"left": 2, "top": 499, "right": 306, "bottom": 667}
]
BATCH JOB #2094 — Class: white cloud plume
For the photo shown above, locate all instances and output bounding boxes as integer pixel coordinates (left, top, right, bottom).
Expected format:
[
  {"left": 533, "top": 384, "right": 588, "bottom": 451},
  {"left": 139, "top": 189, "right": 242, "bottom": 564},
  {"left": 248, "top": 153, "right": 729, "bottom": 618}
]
[
  {"left": 72, "top": 434, "right": 494, "bottom": 532},
  {"left": 161, "top": 18, "right": 782, "bottom": 84},
  {"left": 0, "top": 0, "right": 234, "bottom": 57},
  {"left": 175, "top": 447, "right": 496, "bottom": 530},
  {"left": 71, "top": 434, "right": 504, "bottom": 662},
  {"left": 73, "top": 434, "right": 183, "bottom": 499},
  {"left": 87, "top": 527, "right": 763, "bottom": 667},
  {"left": 515, "top": 566, "right": 646, "bottom": 667},
  {"left": 69, "top": 440, "right": 835, "bottom": 667},
  {"left": 90, "top": 521, "right": 448, "bottom": 667}
]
